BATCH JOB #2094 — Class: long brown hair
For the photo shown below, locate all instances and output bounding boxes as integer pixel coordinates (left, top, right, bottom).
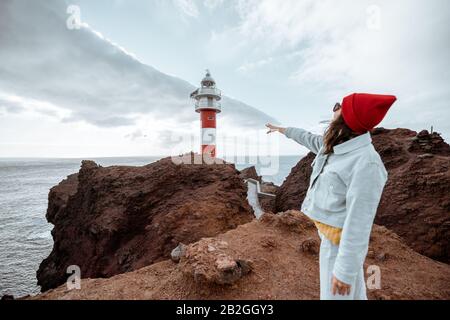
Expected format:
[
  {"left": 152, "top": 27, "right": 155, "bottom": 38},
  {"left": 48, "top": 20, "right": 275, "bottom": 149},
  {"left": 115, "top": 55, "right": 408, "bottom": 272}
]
[{"left": 323, "top": 114, "right": 359, "bottom": 154}]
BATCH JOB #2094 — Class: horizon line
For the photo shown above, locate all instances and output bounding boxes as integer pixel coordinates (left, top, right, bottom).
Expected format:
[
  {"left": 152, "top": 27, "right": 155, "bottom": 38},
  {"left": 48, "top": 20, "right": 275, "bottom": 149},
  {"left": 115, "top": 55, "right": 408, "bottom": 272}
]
[{"left": 0, "top": 154, "right": 305, "bottom": 160}]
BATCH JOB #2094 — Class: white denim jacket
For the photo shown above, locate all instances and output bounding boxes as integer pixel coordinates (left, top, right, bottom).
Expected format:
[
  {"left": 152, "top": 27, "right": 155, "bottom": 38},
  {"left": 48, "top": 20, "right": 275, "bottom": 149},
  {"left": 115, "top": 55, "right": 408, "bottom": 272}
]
[{"left": 285, "top": 127, "right": 388, "bottom": 284}]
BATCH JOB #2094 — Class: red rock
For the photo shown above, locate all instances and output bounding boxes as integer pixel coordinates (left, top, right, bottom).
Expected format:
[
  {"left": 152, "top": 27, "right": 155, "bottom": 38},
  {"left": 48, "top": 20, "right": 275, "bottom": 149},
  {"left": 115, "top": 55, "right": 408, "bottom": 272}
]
[
  {"left": 215, "top": 255, "right": 237, "bottom": 271},
  {"left": 37, "top": 154, "right": 254, "bottom": 292},
  {"left": 239, "top": 166, "right": 261, "bottom": 182},
  {"left": 181, "top": 238, "right": 252, "bottom": 285},
  {"left": 301, "top": 238, "right": 319, "bottom": 255},
  {"left": 32, "top": 211, "right": 450, "bottom": 300}
]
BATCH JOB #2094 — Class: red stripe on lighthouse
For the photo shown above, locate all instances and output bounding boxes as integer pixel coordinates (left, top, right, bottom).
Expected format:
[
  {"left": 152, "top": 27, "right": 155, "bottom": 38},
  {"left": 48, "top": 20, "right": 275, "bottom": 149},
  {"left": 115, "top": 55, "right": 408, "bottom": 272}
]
[
  {"left": 200, "top": 110, "right": 216, "bottom": 128},
  {"left": 201, "top": 110, "right": 217, "bottom": 158}
]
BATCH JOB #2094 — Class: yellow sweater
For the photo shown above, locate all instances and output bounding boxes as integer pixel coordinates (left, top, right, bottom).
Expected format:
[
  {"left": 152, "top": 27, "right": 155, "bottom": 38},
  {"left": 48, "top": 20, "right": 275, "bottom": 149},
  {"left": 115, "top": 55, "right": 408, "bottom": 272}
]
[{"left": 312, "top": 219, "right": 342, "bottom": 246}]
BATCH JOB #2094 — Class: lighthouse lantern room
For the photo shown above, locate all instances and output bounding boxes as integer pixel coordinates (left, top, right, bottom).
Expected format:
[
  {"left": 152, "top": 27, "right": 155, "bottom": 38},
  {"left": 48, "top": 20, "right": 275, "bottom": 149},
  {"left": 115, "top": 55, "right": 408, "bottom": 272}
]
[{"left": 190, "top": 70, "right": 222, "bottom": 158}]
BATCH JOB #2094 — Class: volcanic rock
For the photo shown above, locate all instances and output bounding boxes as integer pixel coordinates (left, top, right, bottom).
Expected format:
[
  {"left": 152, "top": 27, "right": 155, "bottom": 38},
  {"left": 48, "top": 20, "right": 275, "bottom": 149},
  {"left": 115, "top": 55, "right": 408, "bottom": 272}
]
[
  {"left": 258, "top": 182, "right": 279, "bottom": 213},
  {"left": 239, "top": 166, "right": 261, "bottom": 182},
  {"left": 181, "top": 238, "right": 253, "bottom": 285},
  {"left": 32, "top": 211, "right": 450, "bottom": 300},
  {"left": 239, "top": 166, "right": 279, "bottom": 213},
  {"left": 275, "top": 128, "right": 450, "bottom": 263},
  {"left": 37, "top": 154, "right": 254, "bottom": 292},
  {"left": 301, "top": 238, "right": 320, "bottom": 255},
  {"left": 260, "top": 182, "right": 279, "bottom": 194}
]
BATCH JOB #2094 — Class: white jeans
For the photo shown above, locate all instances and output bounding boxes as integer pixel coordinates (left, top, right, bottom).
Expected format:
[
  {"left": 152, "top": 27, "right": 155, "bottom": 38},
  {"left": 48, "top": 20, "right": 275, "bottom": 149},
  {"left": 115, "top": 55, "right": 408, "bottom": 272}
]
[{"left": 319, "top": 232, "right": 368, "bottom": 300}]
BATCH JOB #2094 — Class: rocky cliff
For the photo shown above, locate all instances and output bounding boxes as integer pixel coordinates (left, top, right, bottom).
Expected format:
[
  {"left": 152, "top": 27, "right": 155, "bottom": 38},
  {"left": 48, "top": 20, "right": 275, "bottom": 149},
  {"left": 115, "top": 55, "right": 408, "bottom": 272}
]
[
  {"left": 37, "top": 154, "right": 254, "bottom": 292},
  {"left": 33, "top": 211, "right": 450, "bottom": 300},
  {"left": 275, "top": 128, "right": 450, "bottom": 263}
]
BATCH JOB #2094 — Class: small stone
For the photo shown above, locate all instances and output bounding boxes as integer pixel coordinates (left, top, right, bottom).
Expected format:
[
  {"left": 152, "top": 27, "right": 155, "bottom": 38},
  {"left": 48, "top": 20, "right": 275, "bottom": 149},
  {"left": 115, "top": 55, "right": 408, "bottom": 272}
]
[
  {"left": 193, "top": 267, "right": 207, "bottom": 283},
  {"left": 301, "top": 238, "right": 319, "bottom": 255},
  {"left": 89, "top": 225, "right": 99, "bottom": 235},
  {"left": 418, "top": 153, "right": 434, "bottom": 159},
  {"left": 236, "top": 259, "right": 253, "bottom": 275},
  {"left": 367, "top": 249, "right": 375, "bottom": 259},
  {"left": 215, "top": 255, "right": 237, "bottom": 271},
  {"left": 417, "top": 130, "right": 430, "bottom": 137},
  {"left": 376, "top": 252, "right": 388, "bottom": 262},
  {"left": 171, "top": 243, "right": 187, "bottom": 263},
  {"left": 217, "top": 241, "right": 229, "bottom": 249}
]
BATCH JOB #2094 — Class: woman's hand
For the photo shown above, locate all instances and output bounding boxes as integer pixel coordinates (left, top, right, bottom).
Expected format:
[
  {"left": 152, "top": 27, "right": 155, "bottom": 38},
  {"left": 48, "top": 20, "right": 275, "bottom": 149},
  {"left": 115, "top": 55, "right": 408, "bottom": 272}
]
[
  {"left": 332, "top": 275, "right": 351, "bottom": 296},
  {"left": 266, "top": 123, "right": 286, "bottom": 135}
]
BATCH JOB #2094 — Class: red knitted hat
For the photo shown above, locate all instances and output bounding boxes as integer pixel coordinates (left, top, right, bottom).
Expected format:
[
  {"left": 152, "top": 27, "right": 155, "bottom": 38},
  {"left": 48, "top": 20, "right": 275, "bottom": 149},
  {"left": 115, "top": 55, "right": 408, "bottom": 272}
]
[{"left": 341, "top": 93, "right": 397, "bottom": 133}]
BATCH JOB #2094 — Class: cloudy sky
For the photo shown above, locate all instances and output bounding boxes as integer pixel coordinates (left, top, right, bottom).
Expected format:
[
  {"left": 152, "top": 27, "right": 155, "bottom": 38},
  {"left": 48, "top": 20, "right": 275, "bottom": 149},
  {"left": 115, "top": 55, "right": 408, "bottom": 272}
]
[{"left": 0, "top": 0, "right": 449, "bottom": 158}]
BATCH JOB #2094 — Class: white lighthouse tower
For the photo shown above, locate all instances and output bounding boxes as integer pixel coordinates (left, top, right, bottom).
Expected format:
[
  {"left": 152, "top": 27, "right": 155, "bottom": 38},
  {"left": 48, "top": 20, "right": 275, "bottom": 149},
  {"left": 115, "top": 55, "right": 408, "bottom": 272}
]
[{"left": 190, "top": 70, "right": 222, "bottom": 158}]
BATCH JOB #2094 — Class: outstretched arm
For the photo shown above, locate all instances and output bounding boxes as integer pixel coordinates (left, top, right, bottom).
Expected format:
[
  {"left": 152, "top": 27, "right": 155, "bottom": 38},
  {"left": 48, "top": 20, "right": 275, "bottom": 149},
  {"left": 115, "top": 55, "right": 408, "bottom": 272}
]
[
  {"left": 266, "top": 123, "right": 324, "bottom": 154},
  {"left": 266, "top": 123, "right": 286, "bottom": 135}
]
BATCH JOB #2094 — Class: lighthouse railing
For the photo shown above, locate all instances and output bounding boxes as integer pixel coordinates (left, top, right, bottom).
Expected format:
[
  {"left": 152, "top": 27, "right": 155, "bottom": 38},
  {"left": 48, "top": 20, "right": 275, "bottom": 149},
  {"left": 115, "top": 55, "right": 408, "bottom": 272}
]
[
  {"left": 195, "top": 101, "right": 222, "bottom": 112},
  {"left": 196, "top": 88, "right": 222, "bottom": 97}
]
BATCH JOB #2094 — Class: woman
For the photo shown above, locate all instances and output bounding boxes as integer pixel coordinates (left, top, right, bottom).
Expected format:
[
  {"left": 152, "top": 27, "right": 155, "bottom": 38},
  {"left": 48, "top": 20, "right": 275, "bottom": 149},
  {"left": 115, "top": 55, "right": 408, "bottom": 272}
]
[{"left": 266, "top": 93, "right": 396, "bottom": 300}]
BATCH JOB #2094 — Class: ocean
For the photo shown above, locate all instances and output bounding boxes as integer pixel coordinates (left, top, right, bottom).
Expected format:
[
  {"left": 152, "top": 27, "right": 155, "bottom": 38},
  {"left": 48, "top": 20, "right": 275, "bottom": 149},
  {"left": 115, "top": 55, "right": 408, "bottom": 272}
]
[{"left": 0, "top": 155, "right": 302, "bottom": 297}]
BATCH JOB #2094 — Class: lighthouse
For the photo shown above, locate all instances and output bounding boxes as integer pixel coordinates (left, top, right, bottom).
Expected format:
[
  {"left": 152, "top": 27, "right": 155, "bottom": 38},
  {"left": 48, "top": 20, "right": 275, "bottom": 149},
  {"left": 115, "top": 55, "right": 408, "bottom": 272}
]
[{"left": 190, "top": 70, "right": 222, "bottom": 158}]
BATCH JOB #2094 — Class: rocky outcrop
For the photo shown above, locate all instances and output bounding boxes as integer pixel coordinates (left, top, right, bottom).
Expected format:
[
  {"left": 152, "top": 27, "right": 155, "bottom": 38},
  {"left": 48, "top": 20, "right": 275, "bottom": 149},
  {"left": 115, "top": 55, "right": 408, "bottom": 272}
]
[
  {"left": 258, "top": 182, "right": 279, "bottom": 213},
  {"left": 33, "top": 211, "right": 450, "bottom": 300},
  {"left": 275, "top": 128, "right": 450, "bottom": 263},
  {"left": 239, "top": 166, "right": 279, "bottom": 213},
  {"left": 37, "top": 154, "right": 254, "bottom": 292},
  {"left": 239, "top": 166, "right": 261, "bottom": 182}
]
